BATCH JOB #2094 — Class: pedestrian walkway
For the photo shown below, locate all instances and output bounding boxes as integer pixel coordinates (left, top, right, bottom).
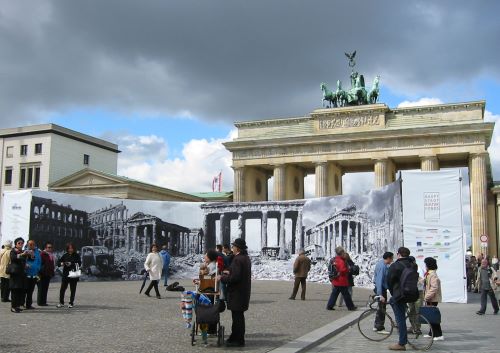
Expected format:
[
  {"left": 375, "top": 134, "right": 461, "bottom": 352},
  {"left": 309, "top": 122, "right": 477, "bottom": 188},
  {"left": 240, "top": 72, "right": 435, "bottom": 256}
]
[{"left": 309, "top": 292, "right": 500, "bottom": 352}]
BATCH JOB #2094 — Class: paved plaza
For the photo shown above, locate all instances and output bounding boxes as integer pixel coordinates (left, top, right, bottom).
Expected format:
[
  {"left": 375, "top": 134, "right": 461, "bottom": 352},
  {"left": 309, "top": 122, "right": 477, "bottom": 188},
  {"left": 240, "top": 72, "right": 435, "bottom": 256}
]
[
  {"left": 309, "top": 292, "right": 500, "bottom": 353},
  {"left": 0, "top": 279, "right": 368, "bottom": 353}
]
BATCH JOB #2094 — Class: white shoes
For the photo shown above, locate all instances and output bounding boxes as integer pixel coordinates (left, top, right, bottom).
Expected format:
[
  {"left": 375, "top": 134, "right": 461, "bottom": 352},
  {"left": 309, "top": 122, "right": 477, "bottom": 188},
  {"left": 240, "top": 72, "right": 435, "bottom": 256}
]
[
  {"left": 423, "top": 334, "right": 432, "bottom": 338},
  {"left": 376, "top": 330, "right": 391, "bottom": 335},
  {"left": 433, "top": 336, "right": 444, "bottom": 341}
]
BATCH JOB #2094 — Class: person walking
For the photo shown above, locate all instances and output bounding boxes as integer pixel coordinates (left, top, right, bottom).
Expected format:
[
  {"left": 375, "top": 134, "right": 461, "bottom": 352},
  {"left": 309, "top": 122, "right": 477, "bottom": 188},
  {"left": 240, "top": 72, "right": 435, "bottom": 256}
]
[
  {"left": 37, "top": 242, "right": 55, "bottom": 306},
  {"left": 422, "top": 257, "right": 443, "bottom": 341},
  {"left": 476, "top": 258, "right": 499, "bottom": 315},
  {"left": 387, "top": 246, "right": 417, "bottom": 351},
  {"left": 24, "top": 240, "right": 41, "bottom": 309},
  {"left": 326, "top": 246, "right": 357, "bottom": 311},
  {"left": 0, "top": 240, "right": 13, "bottom": 302},
  {"left": 9, "top": 237, "right": 28, "bottom": 313},
  {"left": 144, "top": 244, "right": 163, "bottom": 299},
  {"left": 220, "top": 238, "right": 251, "bottom": 347},
  {"left": 159, "top": 245, "right": 171, "bottom": 287},
  {"left": 338, "top": 252, "right": 358, "bottom": 307},
  {"left": 57, "top": 242, "right": 81, "bottom": 308},
  {"left": 408, "top": 258, "right": 425, "bottom": 335},
  {"left": 373, "top": 251, "right": 393, "bottom": 334},
  {"left": 289, "top": 249, "right": 311, "bottom": 300}
]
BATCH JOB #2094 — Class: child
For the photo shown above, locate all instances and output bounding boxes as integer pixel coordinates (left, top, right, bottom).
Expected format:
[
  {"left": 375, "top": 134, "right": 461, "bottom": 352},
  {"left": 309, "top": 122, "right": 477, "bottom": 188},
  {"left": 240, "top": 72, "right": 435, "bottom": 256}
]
[{"left": 180, "top": 291, "right": 194, "bottom": 328}]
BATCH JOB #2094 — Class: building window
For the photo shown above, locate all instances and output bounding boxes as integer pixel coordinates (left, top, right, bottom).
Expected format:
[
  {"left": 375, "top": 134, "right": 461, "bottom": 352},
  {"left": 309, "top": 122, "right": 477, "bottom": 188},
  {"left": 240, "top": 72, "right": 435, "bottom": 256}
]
[
  {"left": 35, "top": 143, "right": 43, "bottom": 154},
  {"left": 83, "top": 154, "right": 90, "bottom": 165},
  {"left": 19, "top": 165, "right": 41, "bottom": 189},
  {"left": 20, "top": 145, "right": 28, "bottom": 156},
  {"left": 4, "top": 168, "right": 12, "bottom": 185},
  {"left": 6, "top": 146, "right": 13, "bottom": 158}
]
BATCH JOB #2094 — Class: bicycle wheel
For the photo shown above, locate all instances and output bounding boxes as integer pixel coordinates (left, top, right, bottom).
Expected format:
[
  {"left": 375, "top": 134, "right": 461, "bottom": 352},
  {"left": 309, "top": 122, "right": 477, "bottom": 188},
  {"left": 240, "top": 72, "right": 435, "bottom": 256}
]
[
  {"left": 405, "top": 313, "right": 433, "bottom": 351},
  {"left": 357, "top": 308, "right": 394, "bottom": 342}
]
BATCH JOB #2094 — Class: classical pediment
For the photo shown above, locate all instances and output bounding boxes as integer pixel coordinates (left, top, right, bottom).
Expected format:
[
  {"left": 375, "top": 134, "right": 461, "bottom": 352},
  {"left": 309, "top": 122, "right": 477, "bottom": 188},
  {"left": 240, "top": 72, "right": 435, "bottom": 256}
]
[{"left": 49, "top": 169, "right": 129, "bottom": 188}]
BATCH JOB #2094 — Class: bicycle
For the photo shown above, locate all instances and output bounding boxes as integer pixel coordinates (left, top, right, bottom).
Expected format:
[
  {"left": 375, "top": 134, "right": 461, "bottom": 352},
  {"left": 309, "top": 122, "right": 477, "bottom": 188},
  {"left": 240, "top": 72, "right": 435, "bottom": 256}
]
[{"left": 357, "top": 295, "right": 434, "bottom": 351}]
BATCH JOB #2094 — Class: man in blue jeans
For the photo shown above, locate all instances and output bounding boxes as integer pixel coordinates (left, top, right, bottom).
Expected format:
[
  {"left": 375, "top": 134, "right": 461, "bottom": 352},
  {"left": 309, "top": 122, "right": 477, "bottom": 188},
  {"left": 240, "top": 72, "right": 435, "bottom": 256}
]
[
  {"left": 160, "top": 245, "right": 171, "bottom": 287},
  {"left": 386, "top": 247, "right": 415, "bottom": 351}
]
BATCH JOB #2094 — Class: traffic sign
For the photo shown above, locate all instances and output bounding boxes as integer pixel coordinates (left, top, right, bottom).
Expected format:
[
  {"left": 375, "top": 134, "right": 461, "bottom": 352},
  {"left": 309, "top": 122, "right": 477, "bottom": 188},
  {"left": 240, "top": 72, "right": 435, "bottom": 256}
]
[{"left": 480, "top": 234, "right": 488, "bottom": 243}]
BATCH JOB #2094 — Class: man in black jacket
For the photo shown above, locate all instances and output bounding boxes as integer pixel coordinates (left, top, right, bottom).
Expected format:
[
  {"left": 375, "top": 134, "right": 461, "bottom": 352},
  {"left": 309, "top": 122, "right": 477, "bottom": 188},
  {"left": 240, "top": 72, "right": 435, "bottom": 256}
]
[
  {"left": 386, "top": 247, "right": 415, "bottom": 351},
  {"left": 219, "top": 238, "right": 251, "bottom": 347}
]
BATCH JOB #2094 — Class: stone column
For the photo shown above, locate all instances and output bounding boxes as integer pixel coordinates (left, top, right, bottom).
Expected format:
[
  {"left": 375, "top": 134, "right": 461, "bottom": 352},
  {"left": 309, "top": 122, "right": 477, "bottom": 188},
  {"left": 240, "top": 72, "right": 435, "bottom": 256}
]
[
  {"left": 374, "top": 159, "right": 390, "bottom": 188},
  {"left": 420, "top": 156, "right": 439, "bottom": 171},
  {"left": 237, "top": 213, "right": 246, "bottom": 240},
  {"left": 469, "top": 153, "right": 488, "bottom": 255},
  {"left": 261, "top": 211, "right": 268, "bottom": 249},
  {"left": 233, "top": 167, "right": 245, "bottom": 202},
  {"left": 356, "top": 222, "right": 361, "bottom": 254},
  {"left": 315, "top": 162, "right": 328, "bottom": 198},
  {"left": 279, "top": 211, "right": 286, "bottom": 259},
  {"left": 273, "top": 164, "right": 286, "bottom": 201},
  {"left": 219, "top": 214, "right": 225, "bottom": 246},
  {"left": 296, "top": 211, "right": 303, "bottom": 251},
  {"left": 132, "top": 226, "right": 137, "bottom": 252}
]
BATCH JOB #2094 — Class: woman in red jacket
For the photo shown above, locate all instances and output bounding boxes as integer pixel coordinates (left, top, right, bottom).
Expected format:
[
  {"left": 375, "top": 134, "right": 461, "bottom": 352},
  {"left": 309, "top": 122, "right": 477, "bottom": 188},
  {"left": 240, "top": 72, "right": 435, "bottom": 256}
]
[{"left": 326, "top": 246, "right": 357, "bottom": 311}]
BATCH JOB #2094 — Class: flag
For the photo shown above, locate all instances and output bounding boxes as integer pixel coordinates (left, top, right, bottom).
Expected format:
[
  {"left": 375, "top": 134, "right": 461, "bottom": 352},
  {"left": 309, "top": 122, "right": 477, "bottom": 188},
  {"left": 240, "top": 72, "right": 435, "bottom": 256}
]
[{"left": 212, "top": 171, "right": 222, "bottom": 192}]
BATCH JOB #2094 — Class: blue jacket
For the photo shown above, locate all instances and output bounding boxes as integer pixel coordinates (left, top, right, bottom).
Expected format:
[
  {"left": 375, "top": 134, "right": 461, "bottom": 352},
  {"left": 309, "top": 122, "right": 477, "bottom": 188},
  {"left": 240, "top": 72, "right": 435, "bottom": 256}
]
[
  {"left": 160, "top": 250, "right": 170, "bottom": 270},
  {"left": 25, "top": 248, "right": 42, "bottom": 277},
  {"left": 373, "top": 258, "right": 388, "bottom": 296}
]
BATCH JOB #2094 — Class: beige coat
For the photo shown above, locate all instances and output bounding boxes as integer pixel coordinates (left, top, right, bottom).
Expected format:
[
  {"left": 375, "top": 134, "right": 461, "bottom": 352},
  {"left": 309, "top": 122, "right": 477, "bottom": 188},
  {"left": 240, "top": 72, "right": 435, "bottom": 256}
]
[
  {"left": 0, "top": 247, "right": 12, "bottom": 278},
  {"left": 144, "top": 252, "right": 163, "bottom": 281},
  {"left": 424, "top": 270, "right": 442, "bottom": 303},
  {"left": 293, "top": 254, "right": 311, "bottom": 278}
]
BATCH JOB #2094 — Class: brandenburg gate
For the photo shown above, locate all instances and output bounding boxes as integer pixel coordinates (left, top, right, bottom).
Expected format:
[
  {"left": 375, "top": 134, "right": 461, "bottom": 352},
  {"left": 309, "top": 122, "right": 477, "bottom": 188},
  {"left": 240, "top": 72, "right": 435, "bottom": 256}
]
[{"left": 224, "top": 101, "right": 497, "bottom": 255}]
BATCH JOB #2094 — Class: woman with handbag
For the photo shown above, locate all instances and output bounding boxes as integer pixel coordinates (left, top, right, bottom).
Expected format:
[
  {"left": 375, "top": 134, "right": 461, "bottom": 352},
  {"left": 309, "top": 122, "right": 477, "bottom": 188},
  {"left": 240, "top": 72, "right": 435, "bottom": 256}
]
[
  {"left": 423, "top": 257, "right": 443, "bottom": 341},
  {"left": 9, "top": 237, "right": 28, "bottom": 313},
  {"left": 143, "top": 244, "right": 163, "bottom": 299},
  {"left": 57, "top": 242, "right": 81, "bottom": 308},
  {"left": 0, "top": 240, "right": 13, "bottom": 302}
]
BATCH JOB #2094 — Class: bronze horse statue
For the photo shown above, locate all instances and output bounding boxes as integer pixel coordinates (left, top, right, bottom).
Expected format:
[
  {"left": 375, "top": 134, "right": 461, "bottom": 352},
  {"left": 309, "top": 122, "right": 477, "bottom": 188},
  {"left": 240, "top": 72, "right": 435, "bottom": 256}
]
[{"left": 321, "top": 83, "right": 336, "bottom": 108}]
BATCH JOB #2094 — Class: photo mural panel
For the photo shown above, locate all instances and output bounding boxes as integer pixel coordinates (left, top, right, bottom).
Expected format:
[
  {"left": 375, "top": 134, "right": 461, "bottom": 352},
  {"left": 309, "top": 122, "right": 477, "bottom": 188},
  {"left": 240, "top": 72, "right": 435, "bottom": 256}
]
[{"left": 1, "top": 182, "right": 402, "bottom": 286}]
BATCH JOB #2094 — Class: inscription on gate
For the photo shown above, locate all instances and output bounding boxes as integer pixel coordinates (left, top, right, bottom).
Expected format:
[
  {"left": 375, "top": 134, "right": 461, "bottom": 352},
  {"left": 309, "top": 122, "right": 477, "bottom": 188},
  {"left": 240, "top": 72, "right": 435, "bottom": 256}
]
[{"left": 318, "top": 115, "right": 380, "bottom": 129}]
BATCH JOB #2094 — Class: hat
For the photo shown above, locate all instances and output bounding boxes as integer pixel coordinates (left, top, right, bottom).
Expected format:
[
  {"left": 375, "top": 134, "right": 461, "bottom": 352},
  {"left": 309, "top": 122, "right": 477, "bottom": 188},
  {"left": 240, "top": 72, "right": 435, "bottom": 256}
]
[
  {"left": 2, "top": 239, "right": 13, "bottom": 248},
  {"left": 231, "top": 238, "right": 247, "bottom": 250}
]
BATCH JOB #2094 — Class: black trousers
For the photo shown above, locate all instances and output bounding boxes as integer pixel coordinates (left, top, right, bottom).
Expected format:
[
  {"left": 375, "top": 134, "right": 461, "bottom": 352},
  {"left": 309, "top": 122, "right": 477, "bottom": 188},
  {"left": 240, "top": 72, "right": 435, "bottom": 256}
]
[
  {"left": 25, "top": 277, "right": 38, "bottom": 308},
  {"left": 374, "top": 290, "right": 387, "bottom": 331},
  {"left": 145, "top": 280, "right": 160, "bottom": 296},
  {"left": 60, "top": 278, "right": 78, "bottom": 305},
  {"left": 11, "top": 288, "right": 25, "bottom": 309},
  {"left": 37, "top": 275, "right": 52, "bottom": 305},
  {"left": 479, "top": 289, "right": 499, "bottom": 313},
  {"left": 291, "top": 277, "right": 307, "bottom": 300},
  {"left": 229, "top": 310, "right": 245, "bottom": 343},
  {"left": 327, "top": 286, "right": 355, "bottom": 310},
  {"left": 0, "top": 277, "right": 10, "bottom": 301},
  {"left": 426, "top": 302, "right": 443, "bottom": 337}
]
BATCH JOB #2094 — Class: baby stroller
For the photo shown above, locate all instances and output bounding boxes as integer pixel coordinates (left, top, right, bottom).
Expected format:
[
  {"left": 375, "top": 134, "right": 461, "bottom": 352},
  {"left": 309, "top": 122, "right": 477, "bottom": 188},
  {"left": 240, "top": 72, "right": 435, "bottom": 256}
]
[{"left": 190, "top": 271, "right": 225, "bottom": 346}]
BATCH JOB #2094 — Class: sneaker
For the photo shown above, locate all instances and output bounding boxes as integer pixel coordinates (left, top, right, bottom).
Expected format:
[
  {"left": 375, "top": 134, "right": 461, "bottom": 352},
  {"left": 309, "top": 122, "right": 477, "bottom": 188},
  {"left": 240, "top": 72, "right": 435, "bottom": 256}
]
[
  {"left": 433, "top": 336, "right": 444, "bottom": 341},
  {"left": 494, "top": 310, "right": 499, "bottom": 315},
  {"left": 348, "top": 306, "right": 358, "bottom": 311},
  {"left": 288, "top": 297, "right": 295, "bottom": 300},
  {"left": 388, "top": 343, "right": 406, "bottom": 351},
  {"left": 476, "top": 311, "right": 485, "bottom": 315},
  {"left": 326, "top": 306, "right": 335, "bottom": 310},
  {"left": 156, "top": 295, "right": 161, "bottom": 299},
  {"left": 423, "top": 334, "right": 432, "bottom": 338},
  {"left": 68, "top": 304, "right": 74, "bottom": 308},
  {"left": 376, "top": 330, "right": 391, "bottom": 335},
  {"left": 56, "top": 304, "right": 64, "bottom": 308}
]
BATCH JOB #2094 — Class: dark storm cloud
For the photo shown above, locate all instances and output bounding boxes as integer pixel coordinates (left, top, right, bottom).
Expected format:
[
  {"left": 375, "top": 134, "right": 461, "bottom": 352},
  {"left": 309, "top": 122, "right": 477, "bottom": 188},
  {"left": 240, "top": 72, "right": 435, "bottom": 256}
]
[{"left": 1, "top": 0, "right": 499, "bottom": 126}]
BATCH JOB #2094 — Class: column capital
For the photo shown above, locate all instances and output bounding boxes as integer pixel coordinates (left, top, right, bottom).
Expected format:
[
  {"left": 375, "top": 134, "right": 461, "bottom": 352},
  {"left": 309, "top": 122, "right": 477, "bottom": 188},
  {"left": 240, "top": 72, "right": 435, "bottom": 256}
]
[{"left": 469, "top": 152, "right": 489, "bottom": 160}]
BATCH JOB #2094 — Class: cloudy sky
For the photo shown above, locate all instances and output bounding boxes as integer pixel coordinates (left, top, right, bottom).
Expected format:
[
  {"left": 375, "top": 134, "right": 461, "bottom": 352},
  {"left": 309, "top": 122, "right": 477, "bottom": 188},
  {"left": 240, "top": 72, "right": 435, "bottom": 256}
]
[{"left": 1, "top": 1, "right": 499, "bottom": 237}]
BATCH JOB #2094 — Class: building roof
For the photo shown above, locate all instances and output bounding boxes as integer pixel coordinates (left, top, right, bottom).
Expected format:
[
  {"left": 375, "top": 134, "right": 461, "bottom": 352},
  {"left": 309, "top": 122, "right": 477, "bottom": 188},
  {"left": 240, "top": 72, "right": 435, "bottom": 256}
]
[
  {"left": 49, "top": 168, "right": 204, "bottom": 202},
  {"left": 0, "top": 123, "right": 120, "bottom": 153},
  {"left": 190, "top": 191, "right": 233, "bottom": 202}
]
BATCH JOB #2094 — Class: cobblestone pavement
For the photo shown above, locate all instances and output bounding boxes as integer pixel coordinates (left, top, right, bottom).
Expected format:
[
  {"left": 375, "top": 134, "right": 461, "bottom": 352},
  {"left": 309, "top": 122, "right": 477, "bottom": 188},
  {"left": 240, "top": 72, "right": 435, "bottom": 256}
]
[
  {"left": 0, "top": 280, "right": 370, "bottom": 353},
  {"left": 310, "top": 292, "right": 500, "bottom": 353}
]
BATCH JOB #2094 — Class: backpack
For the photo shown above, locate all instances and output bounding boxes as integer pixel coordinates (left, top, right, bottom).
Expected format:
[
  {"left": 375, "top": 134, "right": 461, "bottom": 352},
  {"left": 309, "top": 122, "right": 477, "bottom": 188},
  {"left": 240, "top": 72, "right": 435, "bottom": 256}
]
[
  {"left": 328, "top": 258, "right": 339, "bottom": 280},
  {"left": 350, "top": 264, "right": 360, "bottom": 276},
  {"left": 399, "top": 260, "right": 419, "bottom": 303}
]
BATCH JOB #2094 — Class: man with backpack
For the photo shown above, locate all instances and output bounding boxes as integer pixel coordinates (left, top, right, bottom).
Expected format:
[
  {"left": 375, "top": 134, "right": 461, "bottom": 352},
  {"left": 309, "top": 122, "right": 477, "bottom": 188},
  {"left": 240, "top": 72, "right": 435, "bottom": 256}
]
[
  {"left": 326, "top": 246, "right": 357, "bottom": 311},
  {"left": 387, "top": 247, "right": 419, "bottom": 351}
]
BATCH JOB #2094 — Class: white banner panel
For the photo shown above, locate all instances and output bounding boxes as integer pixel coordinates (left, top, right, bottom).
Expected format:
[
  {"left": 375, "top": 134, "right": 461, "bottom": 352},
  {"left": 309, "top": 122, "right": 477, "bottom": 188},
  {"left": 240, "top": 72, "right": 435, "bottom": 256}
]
[
  {"left": 1, "top": 190, "right": 33, "bottom": 244},
  {"left": 402, "top": 170, "right": 466, "bottom": 303}
]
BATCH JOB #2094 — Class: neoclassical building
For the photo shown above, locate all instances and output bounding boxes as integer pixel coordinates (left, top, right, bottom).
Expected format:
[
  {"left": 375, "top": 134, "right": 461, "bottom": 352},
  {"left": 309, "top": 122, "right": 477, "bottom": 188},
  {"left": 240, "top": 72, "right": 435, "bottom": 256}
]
[{"left": 224, "top": 101, "right": 497, "bottom": 255}]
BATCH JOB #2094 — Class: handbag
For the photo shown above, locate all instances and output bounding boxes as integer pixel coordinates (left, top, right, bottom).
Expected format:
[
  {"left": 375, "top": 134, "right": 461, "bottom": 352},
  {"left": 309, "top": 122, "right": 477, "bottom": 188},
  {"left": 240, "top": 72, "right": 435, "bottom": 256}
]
[
  {"left": 68, "top": 264, "right": 81, "bottom": 278},
  {"left": 419, "top": 305, "right": 441, "bottom": 325}
]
